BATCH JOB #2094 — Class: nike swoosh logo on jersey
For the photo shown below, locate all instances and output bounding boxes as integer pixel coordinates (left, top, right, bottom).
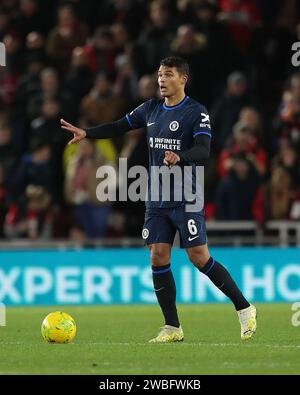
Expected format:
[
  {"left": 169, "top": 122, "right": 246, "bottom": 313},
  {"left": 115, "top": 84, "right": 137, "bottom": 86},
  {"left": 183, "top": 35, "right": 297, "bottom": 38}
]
[
  {"left": 188, "top": 235, "right": 200, "bottom": 241},
  {"left": 147, "top": 122, "right": 155, "bottom": 126},
  {"left": 154, "top": 287, "right": 165, "bottom": 292}
]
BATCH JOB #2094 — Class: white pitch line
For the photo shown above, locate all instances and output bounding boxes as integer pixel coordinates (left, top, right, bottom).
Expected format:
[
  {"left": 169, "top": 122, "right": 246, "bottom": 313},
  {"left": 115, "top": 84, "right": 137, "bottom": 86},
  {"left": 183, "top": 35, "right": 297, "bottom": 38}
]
[
  {"left": 0, "top": 341, "right": 299, "bottom": 349},
  {"left": 96, "top": 343, "right": 300, "bottom": 349},
  {"left": 59, "top": 341, "right": 300, "bottom": 349}
]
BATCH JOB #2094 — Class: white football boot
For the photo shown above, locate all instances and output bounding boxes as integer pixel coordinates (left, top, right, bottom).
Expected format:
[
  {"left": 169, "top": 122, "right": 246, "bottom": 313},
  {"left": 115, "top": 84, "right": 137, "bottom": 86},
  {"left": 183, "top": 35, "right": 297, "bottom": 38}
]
[
  {"left": 237, "top": 304, "right": 257, "bottom": 340},
  {"left": 149, "top": 325, "right": 184, "bottom": 343}
]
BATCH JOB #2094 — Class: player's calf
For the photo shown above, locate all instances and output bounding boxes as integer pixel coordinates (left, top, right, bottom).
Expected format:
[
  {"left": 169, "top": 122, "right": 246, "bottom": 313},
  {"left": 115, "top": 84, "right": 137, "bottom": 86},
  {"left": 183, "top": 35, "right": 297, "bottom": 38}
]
[
  {"left": 187, "top": 246, "right": 257, "bottom": 339},
  {"left": 187, "top": 246, "right": 250, "bottom": 311},
  {"left": 149, "top": 244, "right": 180, "bottom": 330}
]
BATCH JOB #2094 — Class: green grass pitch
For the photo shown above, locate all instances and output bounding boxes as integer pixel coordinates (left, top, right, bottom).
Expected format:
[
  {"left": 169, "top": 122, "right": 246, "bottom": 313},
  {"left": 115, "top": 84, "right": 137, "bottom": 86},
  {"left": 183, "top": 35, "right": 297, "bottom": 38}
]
[{"left": 0, "top": 304, "right": 299, "bottom": 375}]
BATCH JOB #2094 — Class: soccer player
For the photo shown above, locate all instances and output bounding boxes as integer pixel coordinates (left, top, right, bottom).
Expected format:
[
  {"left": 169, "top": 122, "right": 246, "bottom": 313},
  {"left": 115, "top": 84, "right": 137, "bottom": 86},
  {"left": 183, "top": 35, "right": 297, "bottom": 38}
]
[{"left": 61, "top": 56, "right": 257, "bottom": 343}]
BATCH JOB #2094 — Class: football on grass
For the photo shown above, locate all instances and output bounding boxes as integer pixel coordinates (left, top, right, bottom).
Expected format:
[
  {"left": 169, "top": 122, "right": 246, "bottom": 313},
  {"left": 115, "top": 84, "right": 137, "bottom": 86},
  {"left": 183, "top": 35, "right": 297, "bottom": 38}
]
[{"left": 41, "top": 311, "right": 76, "bottom": 343}]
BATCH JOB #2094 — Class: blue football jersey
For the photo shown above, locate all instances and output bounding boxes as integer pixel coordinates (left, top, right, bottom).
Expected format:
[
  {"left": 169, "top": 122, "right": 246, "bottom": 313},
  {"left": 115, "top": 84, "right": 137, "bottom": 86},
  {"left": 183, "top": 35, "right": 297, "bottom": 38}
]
[{"left": 126, "top": 96, "right": 212, "bottom": 209}]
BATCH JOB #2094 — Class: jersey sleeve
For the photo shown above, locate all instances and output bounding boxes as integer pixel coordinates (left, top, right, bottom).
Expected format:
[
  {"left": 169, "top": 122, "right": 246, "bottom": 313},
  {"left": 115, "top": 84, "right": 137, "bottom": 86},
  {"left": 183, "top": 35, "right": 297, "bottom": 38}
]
[
  {"left": 191, "top": 105, "right": 212, "bottom": 139},
  {"left": 125, "top": 101, "right": 149, "bottom": 129}
]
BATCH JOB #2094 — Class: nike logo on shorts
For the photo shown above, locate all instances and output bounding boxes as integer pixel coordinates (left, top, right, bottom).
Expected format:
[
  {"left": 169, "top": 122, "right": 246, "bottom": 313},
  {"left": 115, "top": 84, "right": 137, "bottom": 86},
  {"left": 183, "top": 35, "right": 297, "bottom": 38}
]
[
  {"left": 188, "top": 235, "right": 200, "bottom": 241},
  {"left": 147, "top": 122, "right": 155, "bottom": 126}
]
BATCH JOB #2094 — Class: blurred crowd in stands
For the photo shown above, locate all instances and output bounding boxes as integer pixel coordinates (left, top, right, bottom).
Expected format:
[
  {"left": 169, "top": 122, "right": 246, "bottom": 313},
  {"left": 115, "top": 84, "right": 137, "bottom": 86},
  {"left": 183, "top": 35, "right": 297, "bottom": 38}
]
[{"left": 1, "top": 0, "right": 300, "bottom": 240}]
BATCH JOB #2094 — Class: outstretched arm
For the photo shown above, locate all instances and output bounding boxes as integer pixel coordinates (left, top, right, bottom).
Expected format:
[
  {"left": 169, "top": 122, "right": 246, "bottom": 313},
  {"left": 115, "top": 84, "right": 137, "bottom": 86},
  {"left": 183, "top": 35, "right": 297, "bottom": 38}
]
[{"left": 60, "top": 117, "right": 132, "bottom": 145}]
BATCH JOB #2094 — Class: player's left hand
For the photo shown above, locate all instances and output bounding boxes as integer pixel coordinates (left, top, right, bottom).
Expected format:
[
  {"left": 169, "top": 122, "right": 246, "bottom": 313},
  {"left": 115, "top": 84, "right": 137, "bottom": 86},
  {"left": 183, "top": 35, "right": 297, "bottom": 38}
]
[{"left": 163, "top": 151, "right": 181, "bottom": 166}]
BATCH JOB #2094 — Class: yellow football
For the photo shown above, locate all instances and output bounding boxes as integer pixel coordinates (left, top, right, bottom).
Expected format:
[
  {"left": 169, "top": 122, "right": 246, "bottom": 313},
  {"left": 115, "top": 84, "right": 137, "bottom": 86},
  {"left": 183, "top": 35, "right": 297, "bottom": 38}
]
[{"left": 41, "top": 311, "right": 76, "bottom": 343}]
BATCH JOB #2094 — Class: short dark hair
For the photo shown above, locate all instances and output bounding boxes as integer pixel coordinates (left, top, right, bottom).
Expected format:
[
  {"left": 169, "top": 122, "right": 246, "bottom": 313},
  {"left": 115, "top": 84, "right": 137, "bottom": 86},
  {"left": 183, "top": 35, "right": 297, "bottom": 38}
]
[{"left": 160, "top": 56, "right": 189, "bottom": 77}]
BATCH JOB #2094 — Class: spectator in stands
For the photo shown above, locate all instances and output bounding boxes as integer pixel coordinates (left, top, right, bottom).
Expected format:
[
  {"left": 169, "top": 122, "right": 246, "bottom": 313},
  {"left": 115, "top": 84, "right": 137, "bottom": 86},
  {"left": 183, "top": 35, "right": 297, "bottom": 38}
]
[
  {"left": 80, "top": 72, "right": 126, "bottom": 127},
  {"left": 265, "top": 166, "right": 294, "bottom": 220},
  {"left": 64, "top": 139, "right": 115, "bottom": 238},
  {"left": 3, "top": 31, "right": 25, "bottom": 75},
  {"left": 136, "top": 0, "right": 177, "bottom": 75},
  {"left": 15, "top": 0, "right": 46, "bottom": 36},
  {"left": 216, "top": 153, "right": 261, "bottom": 220},
  {"left": 0, "top": 8, "right": 12, "bottom": 41},
  {"left": 170, "top": 24, "right": 206, "bottom": 56},
  {"left": 10, "top": 139, "right": 53, "bottom": 201},
  {"left": 96, "top": 0, "right": 146, "bottom": 38},
  {"left": 238, "top": 107, "right": 264, "bottom": 141},
  {"left": 191, "top": 0, "right": 242, "bottom": 104},
  {"left": 4, "top": 184, "right": 53, "bottom": 239},
  {"left": 218, "top": 0, "right": 262, "bottom": 52},
  {"left": 1, "top": 0, "right": 19, "bottom": 12},
  {"left": 211, "top": 71, "right": 257, "bottom": 152},
  {"left": 27, "top": 67, "right": 58, "bottom": 119},
  {"left": 113, "top": 53, "right": 139, "bottom": 104},
  {"left": 31, "top": 96, "right": 69, "bottom": 203},
  {"left": 0, "top": 164, "right": 8, "bottom": 238},
  {"left": 249, "top": 13, "right": 293, "bottom": 105},
  {"left": 16, "top": 54, "right": 45, "bottom": 119},
  {"left": 46, "top": 3, "right": 88, "bottom": 72},
  {"left": 275, "top": 90, "right": 300, "bottom": 149},
  {"left": 110, "top": 23, "right": 130, "bottom": 55},
  {"left": 27, "top": 67, "right": 73, "bottom": 120},
  {"left": 64, "top": 46, "right": 94, "bottom": 115},
  {"left": 290, "top": 73, "right": 300, "bottom": 104},
  {"left": 12, "top": 32, "right": 45, "bottom": 149},
  {"left": 170, "top": 23, "right": 209, "bottom": 103},
  {"left": 218, "top": 121, "right": 268, "bottom": 178},
  {"left": 254, "top": 142, "right": 300, "bottom": 223},
  {"left": 30, "top": 97, "right": 62, "bottom": 144},
  {"left": 0, "top": 32, "right": 25, "bottom": 105},
  {"left": 272, "top": 142, "right": 300, "bottom": 189},
  {"left": 84, "top": 26, "right": 116, "bottom": 75},
  {"left": 0, "top": 122, "right": 19, "bottom": 179},
  {"left": 25, "top": 31, "right": 46, "bottom": 64}
]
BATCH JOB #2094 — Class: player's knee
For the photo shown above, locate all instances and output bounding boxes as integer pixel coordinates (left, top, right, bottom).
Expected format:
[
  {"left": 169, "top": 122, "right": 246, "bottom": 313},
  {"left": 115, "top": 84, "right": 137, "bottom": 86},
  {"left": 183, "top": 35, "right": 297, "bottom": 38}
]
[
  {"left": 188, "top": 251, "right": 209, "bottom": 269},
  {"left": 150, "top": 248, "right": 170, "bottom": 267}
]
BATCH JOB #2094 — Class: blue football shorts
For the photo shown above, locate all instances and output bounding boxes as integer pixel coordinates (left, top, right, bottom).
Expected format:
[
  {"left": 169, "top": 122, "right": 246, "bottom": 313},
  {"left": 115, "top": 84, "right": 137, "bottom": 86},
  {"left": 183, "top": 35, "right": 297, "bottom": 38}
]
[{"left": 142, "top": 205, "right": 207, "bottom": 248}]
